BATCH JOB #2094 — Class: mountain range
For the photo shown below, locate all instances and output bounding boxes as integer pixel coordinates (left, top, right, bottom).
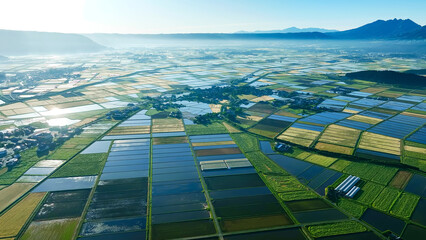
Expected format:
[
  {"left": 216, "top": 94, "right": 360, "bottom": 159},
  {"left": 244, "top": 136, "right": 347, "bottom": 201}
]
[
  {"left": 236, "top": 27, "right": 337, "bottom": 34},
  {"left": 0, "top": 29, "right": 105, "bottom": 56},
  {"left": 0, "top": 19, "right": 424, "bottom": 55},
  {"left": 328, "top": 19, "right": 422, "bottom": 39}
]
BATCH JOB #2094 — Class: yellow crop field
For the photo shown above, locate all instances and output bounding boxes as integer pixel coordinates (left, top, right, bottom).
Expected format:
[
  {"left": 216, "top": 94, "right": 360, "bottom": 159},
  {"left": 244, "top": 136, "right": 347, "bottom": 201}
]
[
  {"left": 222, "top": 122, "right": 241, "bottom": 133},
  {"left": 401, "top": 112, "right": 426, "bottom": 118},
  {"left": 152, "top": 118, "right": 184, "bottom": 133},
  {"left": 347, "top": 115, "right": 383, "bottom": 124},
  {"left": 404, "top": 145, "right": 426, "bottom": 154},
  {"left": 209, "top": 104, "right": 222, "bottom": 113},
  {"left": 304, "top": 153, "right": 338, "bottom": 167},
  {"left": 318, "top": 124, "right": 361, "bottom": 147},
  {"left": 251, "top": 95, "right": 275, "bottom": 102},
  {"left": 315, "top": 142, "right": 354, "bottom": 155},
  {"left": 108, "top": 126, "right": 150, "bottom": 135},
  {"left": 0, "top": 183, "right": 36, "bottom": 212},
  {"left": 0, "top": 192, "right": 45, "bottom": 238},
  {"left": 277, "top": 127, "right": 321, "bottom": 147},
  {"left": 343, "top": 108, "right": 360, "bottom": 114},
  {"left": 358, "top": 132, "right": 401, "bottom": 155}
]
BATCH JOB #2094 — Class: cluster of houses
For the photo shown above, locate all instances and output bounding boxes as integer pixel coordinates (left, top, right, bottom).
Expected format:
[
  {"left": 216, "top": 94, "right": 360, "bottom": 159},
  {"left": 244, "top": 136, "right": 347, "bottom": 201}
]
[
  {"left": 0, "top": 126, "right": 81, "bottom": 169},
  {"left": 0, "top": 126, "right": 36, "bottom": 167},
  {"left": 106, "top": 103, "right": 140, "bottom": 120}
]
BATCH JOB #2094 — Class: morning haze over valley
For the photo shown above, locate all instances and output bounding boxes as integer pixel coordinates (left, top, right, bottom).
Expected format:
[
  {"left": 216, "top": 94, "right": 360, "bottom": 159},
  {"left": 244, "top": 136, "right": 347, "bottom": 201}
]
[{"left": 0, "top": 1, "right": 425, "bottom": 240}]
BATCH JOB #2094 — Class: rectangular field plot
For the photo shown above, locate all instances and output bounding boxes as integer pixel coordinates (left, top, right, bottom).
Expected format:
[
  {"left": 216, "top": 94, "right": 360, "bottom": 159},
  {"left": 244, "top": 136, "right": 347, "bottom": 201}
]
[
  {"left": 298, "top": 112, "right": 351, "bottom": 126},
  {"left": 107, "top": 126, "right": 150, "bottom": 135},
  {"left": 80, "top": 217, "right": 146, "bottom": 237},
  {"left": 211, "top": 191, "right": 294, "bottom": 233},
  {"left": 372, "top": 187, "right": 401, "bottom": 212},
  {"left": 99, "top": 138, "right": 151, "bottom": 181},
  {"left": 195, "top": 147, "right": 242, "bottom": 157},
  {"left": 351, "top": 98, "right": 384, "bottom": 108},
  {"left": 379, "top": 101, "right": 414, "bottom": 111},
  {"left": 52, "top": 153, "right": 108, "bottom": 178},
  {"left": 24, "top": 167, "right": 56, "bottom": 175},
  {"left": 190, "top": 134, "right": 233, "bottom": 143},
  {"left": 81, "top": 141, "right": 111, "bottom": 154},
  {"left": 315, "top": 143, "right": 354, "bottom": 155},
  {"left": 18, "top": 159, "right": 66, "bottom": 182},
  {"left": 102, "top": 134, "right": 150, "bottom": 140},
  {"left": 249, "top": 115, "right": 297, "bottom": 138},
  {"left": 185, "top": 122, "right": 229, "bottom": 135},
  {"left": 368, "top": 114, "right": 426, "bottom": 139},
  {"left": 336, "top": 119, "right": 373, "bottom": 130},
  {"left": 343, "top": 162, "right": 398, "bottom": 185},
  {"left": 0, "top": 192, "right": 45, "bottom": 238},
  {"left": 34, "top": 160, "right": 65, "bottom": 168},
  {"left": 406, "top": 126, "right": 426, "bottom": 144},
  {"left": 307, "top": 221, "right": 367, "bottom": 238},
  {"left": 20, "top": 218, "right": 79, "bottom": 240},
  {"left": 390, "top": 171, "right": 412, "bottom": 189},
  {"left": 358, "top": 132, "right": 401, "bottom": 156},
  {"left": 315, "top": 124, "right": 361, "bottom": 154},
  {"left": 303, "top": 154, "right": 337, "bottom": 167},
  {"left": 153, "top": 136, "right": 188, "bottom": 145},
  {"left": 151, "top": 219, "right": 216, "bottom": 240},
  {"left": 247, "top": 102, "right": 277, "bottom": 114},
  {"left": 358, "top": 110, "right": 393, "bottom": 120},
  {"left": 411, "top": 198, "right": 426, "bottom": 226},
  {"left": 34, "top": 189, "right": 90, "bottom": 220},
  {"left": 277, "top": 124, "right": 323, "bottom": 147},
  {"left": 32, "top": 176, "right": 97, "bottom": 192},
  {"left": 268, "top": 154, "right": 313, "bottom": 175},
  {"left": 224, "top": 227, "right": 306, "bottom": 240},
  {"left": 152, "top": 118, "right": 184, "bottom": 133},
  {"left": 404, "top": 174, "right": 426, "bottom": 198},
  {"left": 397, "top": 95, "right": 426, "bottom": 103},
  {"left": 151, "top": 141, "right": 216, "bottom": 238},
  {"left": 0, "top": 183, "right": 36, "bottom": 212},
  {"left": 317, "top": 99, "right": 347, "bottom": 110},
  {"left": 205, "top": 173, "right": 265, "bottom": 190},
  {"left": 285, "top": 198, "right": 332, "bottom": 212},
  {"left": 361, "top": 209, "right": 405, "bottom": 235},
  {"left": 292, "top": 208, "right": 347, "bottom": 224},
  {"left": 84, "top": 177, "right": 148, "bottom": 225},
  {"left": 347, "top": 114, "right": 383, "bottom": 124}
]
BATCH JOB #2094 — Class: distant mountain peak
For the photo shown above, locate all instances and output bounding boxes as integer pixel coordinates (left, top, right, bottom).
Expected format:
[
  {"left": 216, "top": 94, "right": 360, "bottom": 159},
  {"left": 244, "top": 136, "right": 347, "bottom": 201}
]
[
  {"left": 0, "top": 29, "right": 105, "bottom": 56},
  {"left": 329, "top": 18, "right": 422, "bottom": 39}
]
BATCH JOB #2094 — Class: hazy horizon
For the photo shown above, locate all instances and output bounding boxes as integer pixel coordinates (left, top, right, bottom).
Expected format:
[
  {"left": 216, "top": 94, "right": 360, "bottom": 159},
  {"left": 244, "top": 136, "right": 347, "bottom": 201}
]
[{"left": 0, "top": 0, "right": 425, "bottom": 34}]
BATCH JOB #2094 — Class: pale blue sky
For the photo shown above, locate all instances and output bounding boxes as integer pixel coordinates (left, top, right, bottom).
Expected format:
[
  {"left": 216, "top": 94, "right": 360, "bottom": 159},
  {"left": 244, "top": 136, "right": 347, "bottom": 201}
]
[{"left": 0, "top": 0, "right": 424, "bottom": 33}]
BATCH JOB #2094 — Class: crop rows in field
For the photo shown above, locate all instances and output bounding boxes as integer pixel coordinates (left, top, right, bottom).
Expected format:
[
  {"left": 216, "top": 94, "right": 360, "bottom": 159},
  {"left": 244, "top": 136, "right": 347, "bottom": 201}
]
[
  {"left": 390, "top": 193, "right": 420, "bottom": 219},
  {"left": 304, "top": 154, "right": 337, "bottom": 167},
  {"left": 356, "top": 182, "right": 385, "bottom": 205},
  {"left": 277, "top": 127, "right": 321, "bottom": 147},
  {"left": 152, "top": 118, "right": 184, "bottom": 133},
  {"left": 337, "top": 199, "right": 367, "bottom": 218},
  {"left": 343, "top": 161, "right": 398, "bottom": 185},
  {"left": 0, "top": 193, "right": 45, "bottom": 238},
  {"left": 358, "top": 132, "right": 401, "bottom": 156},
  {"left": 315, "top": 142, "right": 351, "bottom": 155},
  {"left": 185, "top": 122, "right": 228, "bottom": 135},
  {"left": 347, "top": 114, "right": 383, "bottom": 124},
  {"left": 390, "top": 171, "right": 412, "bottom": 189},
  {"left": 108, "top": 126, "right": 150, "bottom": 135},
  {"left": 308, "top": 221, "right": 367, "bottom": 238},
  {"left": 372, "top": 187, "right": 401, "bottom": 212},
  {"left": 317, "top": 124, "right": 361, "bottom": 148}
]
